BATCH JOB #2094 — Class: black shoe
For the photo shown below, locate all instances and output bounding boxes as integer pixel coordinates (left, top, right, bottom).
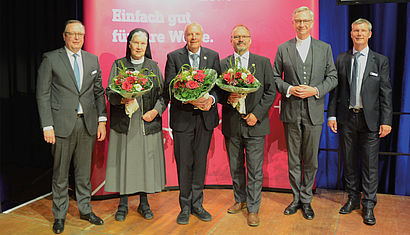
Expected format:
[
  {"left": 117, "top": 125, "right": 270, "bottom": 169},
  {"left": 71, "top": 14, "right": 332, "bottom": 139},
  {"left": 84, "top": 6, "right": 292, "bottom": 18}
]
[
  {"left": 302, "top": 203, "right": 315, "bottom": 220},
  {"left": 52, "top": 219, "right": 65, "bottom": 234},
  {"left": 115, "top": 206, "right": 128, "bottom": 221},
  {"left": 192, "top": 207, "right": 212, "bottom": 222},
  {"left": 339, "top": 199, "right": 360, "bottom": 214},
  {"left": 176, "top": 210, "right": 190, "bottom": 225},
  {"left": 80, "top": 212, "right": 104, "bottom": 225},
  {"left": 138, "top": 205, "right": 154, "bottom": 220},
  {"left": 362, "top": 207, "right": 376, "bottom": 225},
  {"left": 284, "top": 201, "right": 301, "bottom": 215}
]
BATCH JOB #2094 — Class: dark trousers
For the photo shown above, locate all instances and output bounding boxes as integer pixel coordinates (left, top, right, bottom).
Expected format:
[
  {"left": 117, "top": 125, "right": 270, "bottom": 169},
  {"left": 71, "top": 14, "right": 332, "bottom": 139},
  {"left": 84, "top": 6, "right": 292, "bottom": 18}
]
[
  {"left": 225, "top": 124, "right": 264, "bottom": 213},
  {"left": 339, "top": 110, "right": 379, "bottom": 208},
  {"left": 173, "top": 114, "right": 213, "bottom": 211},
  {"left": 52, "top": 116, "right": 94, "bottom": 219},
  {"left": 283, "top": 100, "right": 322, "bottom": 204}
]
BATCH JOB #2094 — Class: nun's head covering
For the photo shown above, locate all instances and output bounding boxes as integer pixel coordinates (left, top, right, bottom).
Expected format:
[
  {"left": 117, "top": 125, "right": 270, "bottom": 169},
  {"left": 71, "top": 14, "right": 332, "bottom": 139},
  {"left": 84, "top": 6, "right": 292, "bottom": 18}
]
[{"left": 126, "top": 28, "right": 152, "bottom": 60}]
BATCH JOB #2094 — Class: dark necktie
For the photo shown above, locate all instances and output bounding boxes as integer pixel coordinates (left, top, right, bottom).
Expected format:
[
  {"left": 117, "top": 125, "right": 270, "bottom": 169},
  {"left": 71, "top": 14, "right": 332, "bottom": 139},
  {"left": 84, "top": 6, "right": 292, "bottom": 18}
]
[{"left": 350, "top": 52, "right": 361, "bottom": 107}]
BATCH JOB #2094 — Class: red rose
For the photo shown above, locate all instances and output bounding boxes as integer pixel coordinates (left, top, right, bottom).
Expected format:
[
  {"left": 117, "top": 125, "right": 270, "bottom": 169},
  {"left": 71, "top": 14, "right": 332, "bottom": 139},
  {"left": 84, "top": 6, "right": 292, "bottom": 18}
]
[
  {"left": 115, "top": 79, "right": 122, "bottom": 85},
  {"left": 194, "top": 72, "right": 205, "bottom": 82},
  {"left": 126, "top": 76, "right": 136, "bottom": 84},
  {"left": 139, "top": 77, "right": 148, "bottom": 85},
  {"left": 223, "top": 73, "right": 233, "bottom": 83},
  {"left": 121, "top": 81, "right": 133, "bottom": 91},
  {"left": 126, "top": 70, "right": 132, "bottom": 75},
  {"left": 247, "top": 74, "right": 255, "bottom": 84},
  {"left": 186, "top": 80, "right": 199, "bottom": 89},
  {"left": 235, "top": 72, "right": 241, "bottom": 78}
]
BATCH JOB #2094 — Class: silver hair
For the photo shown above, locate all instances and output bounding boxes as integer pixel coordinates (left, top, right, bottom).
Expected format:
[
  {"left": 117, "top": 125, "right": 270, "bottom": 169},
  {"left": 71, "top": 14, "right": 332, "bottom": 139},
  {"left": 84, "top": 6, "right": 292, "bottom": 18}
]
[
  {"left": 184, "top": 22, "right": 203, "bottom": 35},
  {"left": 352, "top": 18, "right": 372, "bottom": 31},
  {"left": 292, "top": 6, "right": 314, "bottom": 20}
]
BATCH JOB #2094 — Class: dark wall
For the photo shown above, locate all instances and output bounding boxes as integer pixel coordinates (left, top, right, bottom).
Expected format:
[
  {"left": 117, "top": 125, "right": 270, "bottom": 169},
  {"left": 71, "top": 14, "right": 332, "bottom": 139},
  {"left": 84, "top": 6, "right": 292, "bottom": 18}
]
[{"left": 0, "top": 0, "right": 83, "bottom": 212}]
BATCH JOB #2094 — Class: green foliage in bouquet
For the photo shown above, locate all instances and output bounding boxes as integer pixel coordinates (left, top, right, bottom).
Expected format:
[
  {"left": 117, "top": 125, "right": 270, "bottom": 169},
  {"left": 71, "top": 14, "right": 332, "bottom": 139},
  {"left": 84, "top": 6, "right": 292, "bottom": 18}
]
[
  {"left": 169, "top": 64, "right": 218, "bottom": 102},
  {"left": 109, "top": 60, "right": 160, "bottom": 99}
]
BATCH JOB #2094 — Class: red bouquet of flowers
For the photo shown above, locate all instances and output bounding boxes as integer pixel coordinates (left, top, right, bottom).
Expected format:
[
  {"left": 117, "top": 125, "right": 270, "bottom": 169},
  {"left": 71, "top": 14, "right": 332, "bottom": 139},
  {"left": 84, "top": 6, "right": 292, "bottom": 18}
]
[
  {"left": 216, "top": 58, "right": 261, "bottom": 94},
  {"left": 109, "top": 61, "right": 157, "bottom": 99},
  {"left": 169, "top": 64, "right": 218, "bottom": 102}
]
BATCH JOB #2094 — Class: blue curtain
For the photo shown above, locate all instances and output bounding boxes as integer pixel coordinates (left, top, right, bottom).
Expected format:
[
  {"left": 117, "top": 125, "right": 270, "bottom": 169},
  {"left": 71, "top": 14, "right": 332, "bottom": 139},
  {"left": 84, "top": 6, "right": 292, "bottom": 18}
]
[
  {"left": 395, "top": 6, "right": 410, "bottom": 196},
  {"left": 318, "top": 1, "right": 410, "bottom": 196},
  {"left": 317, "top": 1, "right": 348, "bottom": 189}
]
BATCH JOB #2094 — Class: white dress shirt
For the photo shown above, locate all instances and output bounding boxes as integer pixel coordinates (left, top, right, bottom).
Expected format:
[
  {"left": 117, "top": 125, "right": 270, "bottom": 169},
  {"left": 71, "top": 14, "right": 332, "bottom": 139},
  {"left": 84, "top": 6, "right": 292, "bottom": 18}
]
[
  {"left": 296, "top": 36, "right": 311, "bottom": 63},
  {"left": 234, "top": 51, "right": 249, "bottom": 69}
]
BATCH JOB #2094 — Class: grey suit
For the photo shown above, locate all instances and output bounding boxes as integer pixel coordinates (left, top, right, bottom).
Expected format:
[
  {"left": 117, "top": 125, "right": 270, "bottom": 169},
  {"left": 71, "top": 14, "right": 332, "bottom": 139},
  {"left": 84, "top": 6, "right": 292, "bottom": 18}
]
[
  {"left": 221, "top": 53, "right": 276, "bottom": 212},
  {"left": 273, "top": 38, "right": 337, "bottom": 203},
  {"left": 36, "top": 47, "right": 107, "bottom": 219}
]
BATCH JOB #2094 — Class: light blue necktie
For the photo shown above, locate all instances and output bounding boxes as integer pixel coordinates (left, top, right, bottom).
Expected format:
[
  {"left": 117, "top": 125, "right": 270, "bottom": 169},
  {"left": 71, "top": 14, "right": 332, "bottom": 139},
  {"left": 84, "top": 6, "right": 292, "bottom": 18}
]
[
  {"left": 73, "top": 54, "right": 81, "bottom": 90},
  {"left": 350, "top": 52, "right": 361, "bottom": 107},
  {"left": 191, "top": 54, "right": 199, "bottom": 69}
]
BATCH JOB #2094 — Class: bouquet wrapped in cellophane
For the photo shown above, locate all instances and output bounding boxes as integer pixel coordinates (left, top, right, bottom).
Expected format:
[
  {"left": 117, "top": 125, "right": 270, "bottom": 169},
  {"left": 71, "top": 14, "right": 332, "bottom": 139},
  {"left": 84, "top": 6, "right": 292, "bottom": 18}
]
[
  {"left": 169, "top": 64, "right": 218, "bottom": 102},
  {"left": 216, "top": 58, "right": 261, "bottom": 114},
  {"left": 109, "top": 61, "right": 159, "bottom": 117}
]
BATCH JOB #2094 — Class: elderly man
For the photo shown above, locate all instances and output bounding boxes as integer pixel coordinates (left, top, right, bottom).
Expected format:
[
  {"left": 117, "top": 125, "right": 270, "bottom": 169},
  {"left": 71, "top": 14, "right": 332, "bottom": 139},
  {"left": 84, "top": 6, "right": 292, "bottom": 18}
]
[
  {"left": 220, "top": 24, "right": 276, "bottom": 226},
  {"left": 164, "top": 22, "right": 221, "bottom": 225},
  {"left": 273, "top": 6, "right": 337, "bottom": 220},
  {"left": 328, "top": 18, "right": 392, "bottom": 225},
  {"left": 36, "top": 20, "right": 107, "bottom": 234}
]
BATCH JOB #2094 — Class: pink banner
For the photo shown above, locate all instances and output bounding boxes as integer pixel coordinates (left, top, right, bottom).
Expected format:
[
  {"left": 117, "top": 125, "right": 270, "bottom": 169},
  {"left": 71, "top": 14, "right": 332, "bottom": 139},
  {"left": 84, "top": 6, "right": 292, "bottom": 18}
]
[{"left": 84, "top": 0, "right": 319, "bottom": 195}]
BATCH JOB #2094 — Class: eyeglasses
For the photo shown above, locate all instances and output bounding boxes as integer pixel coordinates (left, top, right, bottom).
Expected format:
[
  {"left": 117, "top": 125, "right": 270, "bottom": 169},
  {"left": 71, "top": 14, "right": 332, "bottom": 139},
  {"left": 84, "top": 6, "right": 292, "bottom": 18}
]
[
  {"left": 232, "top": 35, "right": 250, "bottom": 40},
  {"left": 293, "top": 19, "right": 313, "bottom": 25},
  {"left": 65, "top": 32, "right": 85, "bottom": 38}
]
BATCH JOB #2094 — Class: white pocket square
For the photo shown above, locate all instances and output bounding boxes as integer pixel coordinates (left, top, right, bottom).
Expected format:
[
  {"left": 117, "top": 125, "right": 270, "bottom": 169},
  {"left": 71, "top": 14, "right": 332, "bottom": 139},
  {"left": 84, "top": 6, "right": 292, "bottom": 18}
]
[
  {"left": 91, "top": 70, "right": 97, "bottom": 75},
  {"left": 370, "top": 72, "right": 378, "bottom": 76}
]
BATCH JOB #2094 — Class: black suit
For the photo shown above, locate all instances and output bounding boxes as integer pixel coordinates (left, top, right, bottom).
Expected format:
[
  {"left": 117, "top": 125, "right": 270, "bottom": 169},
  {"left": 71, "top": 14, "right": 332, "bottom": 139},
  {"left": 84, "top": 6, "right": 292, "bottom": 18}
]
[
  {"left": 164, "top": 46, "right": 221, "bottom": 211},
  {"left": 328, "top": 49, "right": 392, "bottom": 208},
  {"left": 220, "top": 53, "right": 276, "bottom": 213}
]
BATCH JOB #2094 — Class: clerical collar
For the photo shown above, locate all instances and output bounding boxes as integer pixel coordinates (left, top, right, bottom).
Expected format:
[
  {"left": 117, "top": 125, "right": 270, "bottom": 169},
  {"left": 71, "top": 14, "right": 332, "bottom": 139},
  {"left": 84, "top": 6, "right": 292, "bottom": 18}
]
[
  {"left": 131, "top": 57, "right": 144, "bottom": 65},
  {"left": 296, "top": 36, "right": 311, "bottom": 46}
]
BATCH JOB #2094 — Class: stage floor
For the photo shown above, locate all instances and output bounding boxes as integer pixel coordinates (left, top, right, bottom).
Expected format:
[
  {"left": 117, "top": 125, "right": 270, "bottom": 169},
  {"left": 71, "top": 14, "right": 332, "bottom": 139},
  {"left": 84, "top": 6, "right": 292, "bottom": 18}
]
[{"left": 0, "top": 188, "right": 409, "bottom": 234}]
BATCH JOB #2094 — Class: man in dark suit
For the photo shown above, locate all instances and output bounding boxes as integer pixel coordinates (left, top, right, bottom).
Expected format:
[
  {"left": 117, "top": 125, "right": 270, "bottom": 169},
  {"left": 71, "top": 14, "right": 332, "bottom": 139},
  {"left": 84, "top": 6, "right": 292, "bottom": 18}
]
[
  {"left": 220, "top": 24, "right": 276, "bottom": 227},
  {"left": 273, "top": 6, "right": 338, "bottom": 220},
  {"left": 328, "top": 18, "right": 392, "bottom": 226},
  {"left": 164, "top": 22, "right": 221, "bottom": 225},
  {"left": 36, "top": 20, "right": 107, "bottom": 234}
]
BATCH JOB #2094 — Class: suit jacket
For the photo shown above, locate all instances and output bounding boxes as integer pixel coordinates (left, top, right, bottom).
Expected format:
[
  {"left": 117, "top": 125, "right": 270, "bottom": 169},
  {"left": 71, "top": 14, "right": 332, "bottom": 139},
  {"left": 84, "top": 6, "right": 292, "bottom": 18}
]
[
  {"left": 220, "top": 53, "right": 276, "bottom": 137},
  {"left": 106, "top": 57, "right": 166, "bottom": 135},
  {"left": 328, "top": 49, "right": 392, "bottom": 132},
  {"left": 36, "top": 48, "right": 107, "bottom": 137},
  {"left": 164, "top": 46, "right": 222, "bottom": 132},
  {"left": 273, "top": 38, "right": 338, "bottom": 125}
]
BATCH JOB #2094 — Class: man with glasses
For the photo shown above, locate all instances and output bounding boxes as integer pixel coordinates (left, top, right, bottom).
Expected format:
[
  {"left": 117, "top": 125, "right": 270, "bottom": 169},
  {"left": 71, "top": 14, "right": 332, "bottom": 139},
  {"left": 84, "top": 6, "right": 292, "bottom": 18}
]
[
  {"left": 273, "top": 6, "right": 337, "bottom": 220},
  {"left": 220, "top": 24, "right": 276, "bottom": 226},
  {"left": 36, "top": 20, "right": 107, "bottom": 234}
]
